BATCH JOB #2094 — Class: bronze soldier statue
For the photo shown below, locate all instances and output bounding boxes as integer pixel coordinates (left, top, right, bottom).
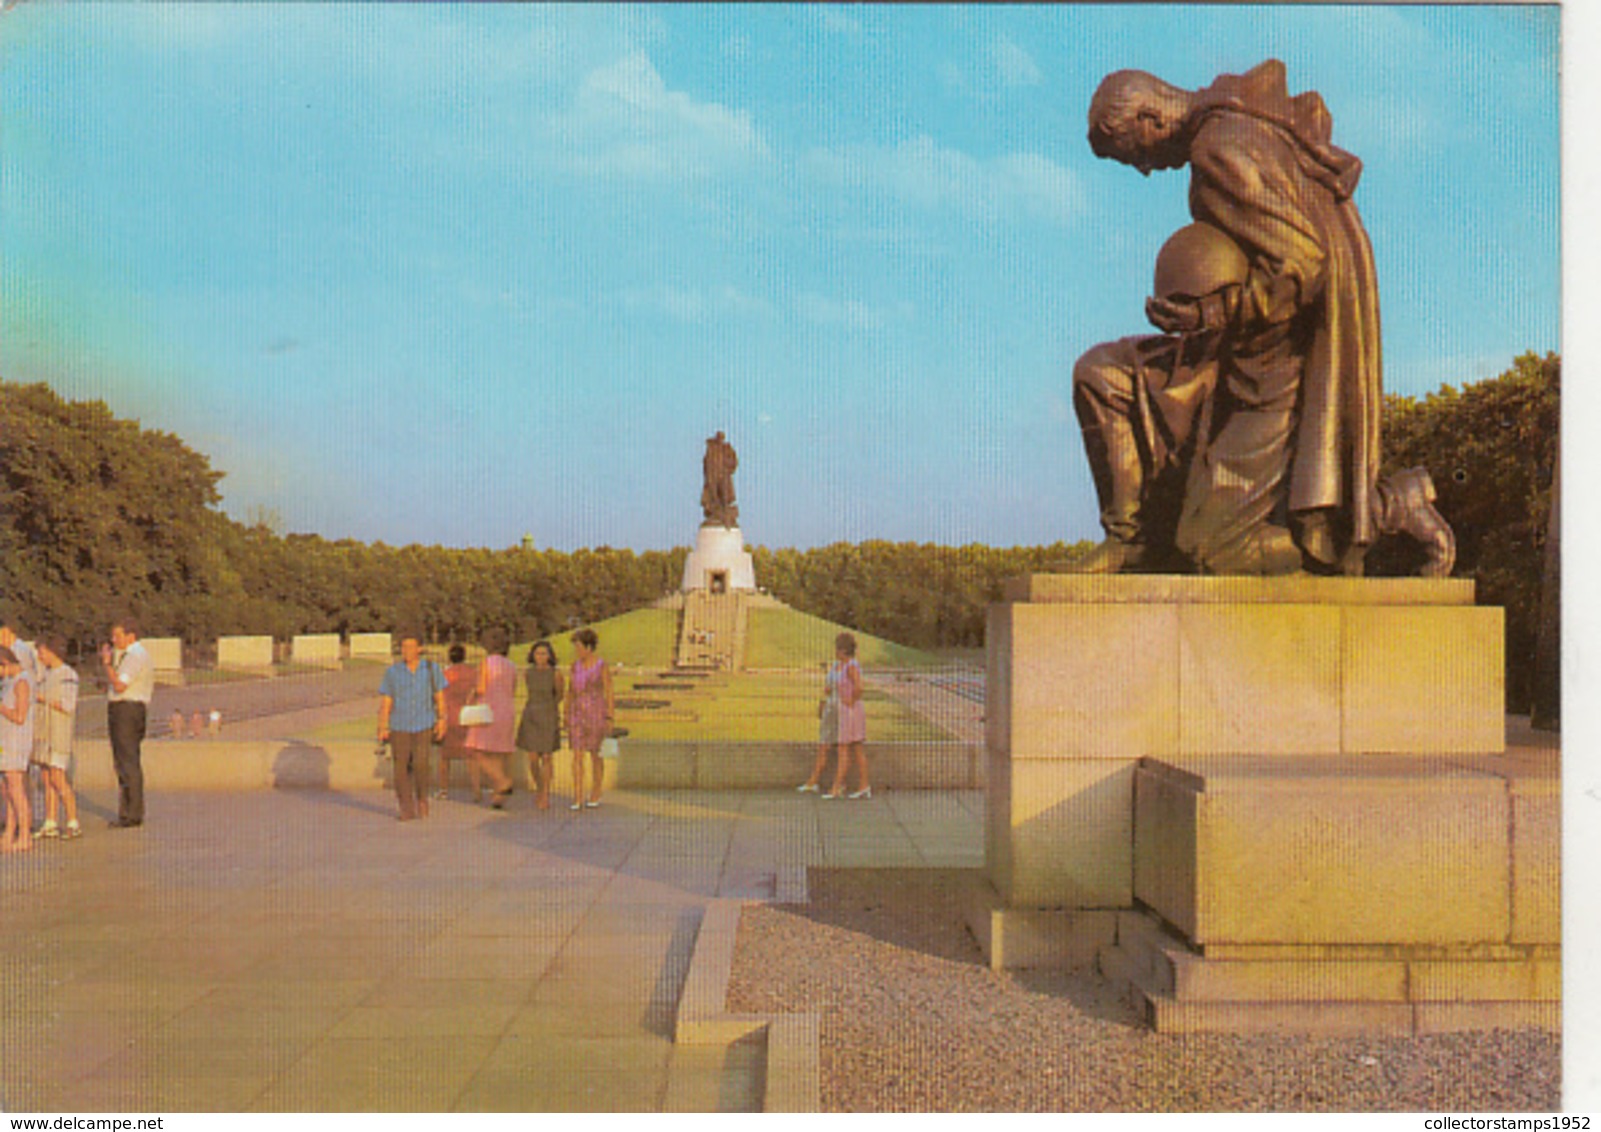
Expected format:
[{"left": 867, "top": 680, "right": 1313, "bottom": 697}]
[
  {"left": 701, "top": 430, "right": 739, "bottom": 528},
  {"left": 1070, "top": 60, "right": 1453, "bottom": 577}
]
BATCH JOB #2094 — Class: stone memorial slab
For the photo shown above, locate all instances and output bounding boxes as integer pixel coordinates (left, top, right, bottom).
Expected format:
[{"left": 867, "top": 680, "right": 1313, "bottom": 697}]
[
  {"left": 348, "top": 633, "right": 393, "bottom": 660},
  {"left": 143, "top": 637, "right": 183, "bottom": 672},
  {"left": 291, "top": 633, "right": 341, "bottom": 667},
  {"left": 218, "top": 634, "right": 274, "bottom": 669}
]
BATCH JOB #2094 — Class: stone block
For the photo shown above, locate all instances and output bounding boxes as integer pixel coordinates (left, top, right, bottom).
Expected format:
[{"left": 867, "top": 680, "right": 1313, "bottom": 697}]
[
  {"left": 1135, "top": 757, "right": 1511, "bottom": 946},
  {"left": 218, "top": 635, "right": 274, "bottom": 669},
  {"left": 617, "top": 742, "right": 698, "bottom": 789},
  {"left": 963, "top": 875, "right": 1118, "bottom": 970},
  {"left": 1133, "top": 761, "right": 1200, "bottom": 936},
  {"left": 1177, "top": 605, "right": 1340, "bottom": 754},
  {"left": 988, "top": 602, "right": 1178, "bottom": 758},
  {"left": 1510, "top": 768, "right": 1561, "bottom": 945},
  {"left": 290, "top": 634, "right": 341, "bottom": 667},
  {"left": 762, "top": 1013, "right": 822, "bottom": 1113},
  {"left": 348, "top": 633, "right": 393, "bottom": 660},
  {"left": 143, "top": 637, "right": 183, "bottom": 671},
  {"left": 1409, "top": 958, "right": 1561, "bottom": 1002},
  {"left": 987, "top": 756, "right": 1136, "bottom": 908},
  {"left": 1004, "top": 574, "right": 1476, "bottom": 606},
  {"left": 1342, "top": 605, "right": 1504, "bottom": 753},
  {"left": 1165, "top": 952, "right": 1408, "bottom": 1003},
  {"left": 1145, "top": 999, "right": 1416, "bottom": 1036},
  {"left": 697, "top": 744, "right": 814, "bottom": 790}
]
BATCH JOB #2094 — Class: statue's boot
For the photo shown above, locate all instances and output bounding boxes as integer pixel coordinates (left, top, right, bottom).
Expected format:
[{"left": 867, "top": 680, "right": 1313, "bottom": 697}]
[
  {"left": 1062, "top": 425, "right": 1148, "bottom": 573},
  {"left": 1062, "top": 536, "right": 1149, "bottom": 574},
  {"left": 1375, "top": 468, "right": 1456, "bottom": 577}
]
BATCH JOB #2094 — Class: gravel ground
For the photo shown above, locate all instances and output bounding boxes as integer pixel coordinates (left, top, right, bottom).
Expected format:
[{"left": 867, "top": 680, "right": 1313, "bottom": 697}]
[{"left": 726, "top": 869, "right": 1561, "bottom": 1113}]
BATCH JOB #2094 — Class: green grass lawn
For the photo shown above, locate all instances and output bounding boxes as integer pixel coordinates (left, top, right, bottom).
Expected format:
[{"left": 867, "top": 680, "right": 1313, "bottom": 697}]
[
  {"left": 511, "top": 607, "right": 680, "bottom": 669},
  {"left": 615, "top": 671, "right": 951, "bottom": 742},
  {"left": 302, "top": 667, "right": 953, "bottom": 745},
  {"left": 743, "top": 607, "right": 942, "bottom": 670}
]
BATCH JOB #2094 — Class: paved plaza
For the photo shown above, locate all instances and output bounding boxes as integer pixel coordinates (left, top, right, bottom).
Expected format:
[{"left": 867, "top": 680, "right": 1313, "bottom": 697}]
[{"left": 0, "top": 784, "right": 982, "bottom": 1112}]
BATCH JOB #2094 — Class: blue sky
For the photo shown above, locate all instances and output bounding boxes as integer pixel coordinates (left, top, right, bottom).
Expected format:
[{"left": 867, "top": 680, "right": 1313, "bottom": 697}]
[{"left": 0, "top": 3, "right": 1561, "bottom": 552}]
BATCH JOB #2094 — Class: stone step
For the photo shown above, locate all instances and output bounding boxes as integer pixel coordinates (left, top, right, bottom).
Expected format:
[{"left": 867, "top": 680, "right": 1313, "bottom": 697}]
[{"left": 1101, "top": 911, "right": 1562, "bottom": 1034}]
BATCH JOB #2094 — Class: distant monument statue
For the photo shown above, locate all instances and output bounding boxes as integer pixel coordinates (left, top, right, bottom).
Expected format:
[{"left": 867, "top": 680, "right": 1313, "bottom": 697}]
[
  {"left": 683, "top": 430, "right": 755, "bottom": 593},
  {"left": 1068, "top": 60, "right": 1454, "bottom": 577},
  {"left": 701, "top": 430, "right": 739, "bottom": 528}
]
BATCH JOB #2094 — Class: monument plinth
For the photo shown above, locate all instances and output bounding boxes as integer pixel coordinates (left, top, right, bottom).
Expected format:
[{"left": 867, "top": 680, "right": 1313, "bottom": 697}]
[
  {"left": 681, "top": 523, "right": 757, "bottom": 594},
  {"left": 969, "top": 574, "right": 1557, "bottom": 1034}
]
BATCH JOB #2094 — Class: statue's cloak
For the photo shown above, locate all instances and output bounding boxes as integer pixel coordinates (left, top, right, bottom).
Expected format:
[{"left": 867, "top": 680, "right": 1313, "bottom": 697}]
[{"left": 1187, "top": 59, "right": 1382, "bottom": 564}]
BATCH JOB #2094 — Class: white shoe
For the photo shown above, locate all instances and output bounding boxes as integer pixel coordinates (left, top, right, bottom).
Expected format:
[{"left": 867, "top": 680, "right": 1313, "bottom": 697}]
[
  {"left": 848, "top": 788, "right": 872, "bottom": 800},
  {"left": 821, "top": 791, "right": 843, "bottom": 801},
  {"left": 62, "top": 821, "right": 82, "bottom": 840},
  {"left": 569, "top": 801, "right": 583, "bottom": 811},
  {"left": 796, "top": 783, "right": 820, "bottom": 793},
  {"left": 36, "top": 821, "right": 59, "bottom": 839}
]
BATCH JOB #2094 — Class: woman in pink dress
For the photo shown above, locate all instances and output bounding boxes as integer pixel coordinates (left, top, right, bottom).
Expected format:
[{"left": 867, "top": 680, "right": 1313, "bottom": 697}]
[
  {"left": 825, "top": 632, "right": 870, "bottom": 800},
  {"left": 563, "top": 628, "right": 613, "bottom": 811},
  {"left": 465, "top": 627, "right": 518, "bottom": 808}
]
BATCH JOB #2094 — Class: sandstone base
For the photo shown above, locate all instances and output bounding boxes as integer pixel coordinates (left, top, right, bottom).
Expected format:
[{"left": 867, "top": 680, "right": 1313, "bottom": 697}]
[{"left": 977, "top": 575, "right": 1558, "bottom": 1032}]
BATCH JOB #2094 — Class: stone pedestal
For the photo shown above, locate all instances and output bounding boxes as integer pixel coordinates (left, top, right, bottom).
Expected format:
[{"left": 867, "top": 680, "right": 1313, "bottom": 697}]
[
  {"left": 970, "top": 575, "right": 1556, "bottom": 1033},
  {"left": 681, "top": 524, "right": 757, "bottom": 593}
]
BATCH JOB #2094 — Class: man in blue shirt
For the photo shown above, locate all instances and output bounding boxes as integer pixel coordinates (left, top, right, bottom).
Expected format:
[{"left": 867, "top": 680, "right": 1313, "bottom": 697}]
[{"left": 377, "top": 632, "right": 446, "bottom": 821}]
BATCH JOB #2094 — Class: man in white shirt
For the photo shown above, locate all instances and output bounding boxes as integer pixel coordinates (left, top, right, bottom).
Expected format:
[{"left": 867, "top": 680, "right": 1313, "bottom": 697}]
[{"left": 100, "top": 619, "right": 154, "bottom": 828}]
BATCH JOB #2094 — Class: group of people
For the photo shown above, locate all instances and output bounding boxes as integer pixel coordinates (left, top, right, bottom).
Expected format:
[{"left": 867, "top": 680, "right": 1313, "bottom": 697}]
[
  {"left": 0, "top": 616, "right": 152, "bottom": 852},
  {"left": 378, "top": 626, "right": 876, "bottom": 821},
  {"left": 376, "top": 626, "right": 616, "bottom": 821}
]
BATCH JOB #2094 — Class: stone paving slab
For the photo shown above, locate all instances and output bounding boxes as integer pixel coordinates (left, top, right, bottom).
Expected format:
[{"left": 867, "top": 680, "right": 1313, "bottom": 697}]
[{"left": 0, "top": 785, "right": 982, "bottom": 1113}]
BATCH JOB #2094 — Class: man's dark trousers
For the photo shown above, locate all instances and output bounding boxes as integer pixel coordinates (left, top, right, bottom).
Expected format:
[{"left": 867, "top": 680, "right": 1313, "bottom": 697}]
[{"left": 108, "top": 700, "right": 146, "bottom": 824}]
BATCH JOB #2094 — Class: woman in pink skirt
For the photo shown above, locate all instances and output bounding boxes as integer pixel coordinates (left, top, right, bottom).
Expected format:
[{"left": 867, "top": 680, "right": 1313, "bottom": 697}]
[
  {"left": 825, "top": 632, "right": 870, "bottom": 800},
  {"left": 465, "top": 627, "right": 518, "bottom": 808},
  {"left": 563, "top": 628, "right": 613, "bottom": 811}
]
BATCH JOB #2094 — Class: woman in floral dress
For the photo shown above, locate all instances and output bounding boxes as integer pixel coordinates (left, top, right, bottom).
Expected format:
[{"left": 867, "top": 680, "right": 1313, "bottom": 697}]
[{"left": 563, "top": 628, "right": 613, "bottom": 811}]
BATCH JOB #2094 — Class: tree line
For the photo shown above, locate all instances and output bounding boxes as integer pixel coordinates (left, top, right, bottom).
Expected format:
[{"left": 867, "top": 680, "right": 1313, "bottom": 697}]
[{"left": 1, "top": 352, "right": 1558, "bottom": 711}]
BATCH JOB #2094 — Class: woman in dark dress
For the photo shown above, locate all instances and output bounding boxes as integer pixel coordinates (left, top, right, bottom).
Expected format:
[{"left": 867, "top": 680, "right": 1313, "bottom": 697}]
[{"left": 516, "top": 640, "right": 565, "bottom": 811}]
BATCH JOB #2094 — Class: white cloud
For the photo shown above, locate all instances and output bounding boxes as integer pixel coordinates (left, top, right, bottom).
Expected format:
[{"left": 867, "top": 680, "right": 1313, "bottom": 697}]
[
  {"left": 803, "top": 136, "right": 1081, "bottom": 225},
  {"left": 795, "top": 293, "right": 913, "bottom": 331},
  {"left": 813, "top": 7, "right": 862, "bottom": 38},
  {"left": 988, "top": 34, "right": 1042, "bottom": 88},
  {"left": 620, "top": 284, "right": 774, "bottom": 323},
  {"left": 549, "top": 51, "right": 772, "bottom": 180}
]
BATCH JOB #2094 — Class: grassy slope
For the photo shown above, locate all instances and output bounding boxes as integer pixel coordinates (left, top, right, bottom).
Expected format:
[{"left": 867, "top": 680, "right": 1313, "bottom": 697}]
[
  {"left": 306, "top": 603, "right": 953, "bottom": 744},
  {"left": 743, "top": 606, "right": 940, "bottom": 670},
  {"left": 512, "top": 607, "right": 680, "bottom": 670}
]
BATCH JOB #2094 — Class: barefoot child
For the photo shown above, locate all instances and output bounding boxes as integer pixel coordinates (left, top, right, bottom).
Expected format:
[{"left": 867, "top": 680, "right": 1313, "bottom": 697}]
[{"left": 32, "top": 637, "right": 81, "bottom": 840}]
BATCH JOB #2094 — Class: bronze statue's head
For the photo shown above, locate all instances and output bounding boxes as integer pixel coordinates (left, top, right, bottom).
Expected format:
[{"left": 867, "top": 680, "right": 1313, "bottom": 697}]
[{"left": 1087, "top": 70, "right": 1191, "bottom": 175}]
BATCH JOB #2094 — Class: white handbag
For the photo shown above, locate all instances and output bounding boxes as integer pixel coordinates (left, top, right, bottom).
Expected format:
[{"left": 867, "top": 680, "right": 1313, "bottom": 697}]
[{"left": 459, "top": 703, "right": 494, "bottom": 727}]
